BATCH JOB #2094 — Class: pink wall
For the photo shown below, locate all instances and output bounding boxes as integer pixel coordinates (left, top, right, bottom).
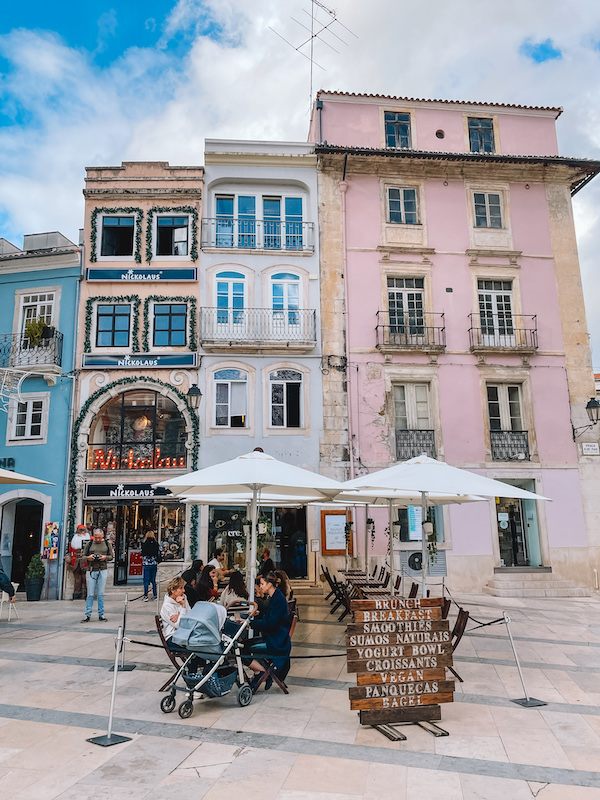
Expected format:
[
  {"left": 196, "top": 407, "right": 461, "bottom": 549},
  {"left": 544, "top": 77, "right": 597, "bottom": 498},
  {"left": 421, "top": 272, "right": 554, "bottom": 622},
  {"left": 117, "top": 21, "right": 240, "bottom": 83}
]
[{"left": 541, "top": 470, "right": 588, "bottom": 548}]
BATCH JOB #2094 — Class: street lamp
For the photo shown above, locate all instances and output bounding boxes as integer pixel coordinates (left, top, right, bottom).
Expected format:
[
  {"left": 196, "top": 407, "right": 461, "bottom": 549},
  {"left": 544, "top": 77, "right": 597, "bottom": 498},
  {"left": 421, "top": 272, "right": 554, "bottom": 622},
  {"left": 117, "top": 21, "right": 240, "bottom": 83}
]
[
  {"left": 572, "top": 397, "right": 600, "bottom": 440},
  {"left": 186, "top": 384, "right": 202, "bottom": 410}
]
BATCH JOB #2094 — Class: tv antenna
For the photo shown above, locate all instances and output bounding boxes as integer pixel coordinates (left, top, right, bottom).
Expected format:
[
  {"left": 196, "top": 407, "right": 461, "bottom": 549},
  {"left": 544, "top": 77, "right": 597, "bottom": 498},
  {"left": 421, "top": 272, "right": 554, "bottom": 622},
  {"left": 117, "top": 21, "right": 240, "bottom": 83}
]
[{"left": 270, "top": 0, "right": 358, "bottom": 108}]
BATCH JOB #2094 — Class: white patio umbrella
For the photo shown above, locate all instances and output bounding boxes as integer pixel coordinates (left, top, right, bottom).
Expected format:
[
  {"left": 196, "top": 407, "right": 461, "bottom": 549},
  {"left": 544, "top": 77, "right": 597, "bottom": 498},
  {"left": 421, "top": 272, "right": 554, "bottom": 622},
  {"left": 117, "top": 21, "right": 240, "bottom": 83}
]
[
  {"left": 156, "top": 450, "right": 344, "bottom": 600},
  {"left": 342, "top": 454, "right": 549, "bottom": 596},
  {"left": 0, "top": 467, "right": 53, "bottom": 485}
]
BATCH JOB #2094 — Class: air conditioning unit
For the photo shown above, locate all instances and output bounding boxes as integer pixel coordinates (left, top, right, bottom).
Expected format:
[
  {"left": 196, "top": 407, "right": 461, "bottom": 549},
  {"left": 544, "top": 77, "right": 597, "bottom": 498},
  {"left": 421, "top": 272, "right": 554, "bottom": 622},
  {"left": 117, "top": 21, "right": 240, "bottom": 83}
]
[{"left": 400, "top": 550, "right": 447, "bottom": 578}]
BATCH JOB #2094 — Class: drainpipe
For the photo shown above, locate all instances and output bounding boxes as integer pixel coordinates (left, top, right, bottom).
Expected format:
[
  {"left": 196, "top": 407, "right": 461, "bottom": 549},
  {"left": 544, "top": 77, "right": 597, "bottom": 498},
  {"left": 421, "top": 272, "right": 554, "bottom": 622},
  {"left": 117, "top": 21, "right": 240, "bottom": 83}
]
[
  {"left": 59, "top": 243, "right": 83, "bottom": 600},
  {"left": 339, "top": 153, "right": 354, "bottom": 480},
  {"left": 316, "top": 99, "right": 323, "bottom": 143}
]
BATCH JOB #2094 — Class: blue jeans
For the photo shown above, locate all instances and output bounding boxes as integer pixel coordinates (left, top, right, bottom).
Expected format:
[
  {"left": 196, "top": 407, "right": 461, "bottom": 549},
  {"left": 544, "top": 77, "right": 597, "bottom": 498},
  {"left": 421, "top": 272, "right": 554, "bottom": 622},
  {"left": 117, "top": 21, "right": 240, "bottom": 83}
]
[
  {"left": 143, "top": 564, "right": 157, "bottom": 598},
  {"left": 85, "top": 570, "right": 108, "bottom": 617}
]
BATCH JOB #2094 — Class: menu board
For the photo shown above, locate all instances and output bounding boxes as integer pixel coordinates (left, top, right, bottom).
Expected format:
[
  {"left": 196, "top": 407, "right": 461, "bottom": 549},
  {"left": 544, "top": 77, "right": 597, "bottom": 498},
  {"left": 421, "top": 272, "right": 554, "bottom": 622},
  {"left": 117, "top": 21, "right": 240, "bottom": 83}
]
[
  {"left": 321, "top": 510, "right": 352, "bottom": 555},
  {"left": 346, "top": 596, "right": 454, "bottom": 725}
]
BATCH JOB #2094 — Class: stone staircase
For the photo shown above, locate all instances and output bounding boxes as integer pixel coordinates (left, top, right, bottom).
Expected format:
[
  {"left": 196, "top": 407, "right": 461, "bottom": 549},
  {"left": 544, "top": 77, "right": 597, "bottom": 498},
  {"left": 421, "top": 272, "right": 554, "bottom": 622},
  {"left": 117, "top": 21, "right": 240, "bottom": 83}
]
[
  {"left": 483, "top": 570, "right": 590, "bottom": 598},
  {"left": 290, "top": 580, "right": 323, "bottom": 596}
]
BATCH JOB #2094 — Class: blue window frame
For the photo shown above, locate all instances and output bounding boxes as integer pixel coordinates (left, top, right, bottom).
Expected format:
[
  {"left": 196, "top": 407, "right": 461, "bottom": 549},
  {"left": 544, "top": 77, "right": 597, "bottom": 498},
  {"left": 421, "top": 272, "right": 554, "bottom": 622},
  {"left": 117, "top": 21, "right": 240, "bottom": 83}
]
[
  {"left": 216, "top": 271, "right": 245, "bottom": 324},
  {"left": 285, "top": 197, "right": 303, "bottom": 250},
  {"left": 101, "top": 216, "right": 134, "bottom": 257},
  {"left": 96, "top": 304, "right": 131, "bottom": 347},
  {"left": 216, "top": 196, "right": 234, "bottom": 247},
  {"left": 263, "top": 198, "right": 281, "bottom": 249},
  {"left": 153, "top": 304, "right": 187, "bottom": 347},
  {"left": 238, "top": 196, "right": 256, "bottom": 248},
  {"left": 385, "top": 112, "right": 411, "bottom": 149}
]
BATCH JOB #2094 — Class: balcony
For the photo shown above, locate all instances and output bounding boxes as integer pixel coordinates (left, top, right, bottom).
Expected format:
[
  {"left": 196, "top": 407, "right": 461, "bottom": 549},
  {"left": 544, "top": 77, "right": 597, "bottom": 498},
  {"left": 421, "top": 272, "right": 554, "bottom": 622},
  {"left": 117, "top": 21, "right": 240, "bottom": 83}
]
[
  {"left": 469, "top": 314, "right": 538, "bottom": 352},
  {"left": 376, "top": 311, "right": 445, "bottom": 353},
  {"left": 396, "top": 429, "right": 437, "bottom": 461},
  {"left": 490, "top": 430, "right": 530, "bottom": 461},
  {"left": 199, "top": 308, "right": 317, "bottom": 352},
  {"left": 201, "top": 218, "right": 315, "bottom": 253},
  {"left": 0, "top": 331, "right": 63, "bottom": 384}
]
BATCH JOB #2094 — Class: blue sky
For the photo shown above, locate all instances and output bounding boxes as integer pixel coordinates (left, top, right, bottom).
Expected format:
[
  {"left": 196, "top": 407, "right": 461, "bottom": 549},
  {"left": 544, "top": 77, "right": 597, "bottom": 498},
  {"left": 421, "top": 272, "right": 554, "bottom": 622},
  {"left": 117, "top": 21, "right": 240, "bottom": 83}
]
[{"left": 2, "top": 0, "right": 600, "bottom": 361}]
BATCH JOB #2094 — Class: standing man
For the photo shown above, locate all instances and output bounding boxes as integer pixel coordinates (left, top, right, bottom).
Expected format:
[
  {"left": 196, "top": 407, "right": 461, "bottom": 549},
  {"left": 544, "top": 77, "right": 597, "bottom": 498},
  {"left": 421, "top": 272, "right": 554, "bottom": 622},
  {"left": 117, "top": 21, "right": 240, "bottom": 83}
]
[
  {"left": 69, "top": 524, "right": 91, "bottom": 599},
  {"left": 81, "top": 528, "right": 113, "bottom": 623}
]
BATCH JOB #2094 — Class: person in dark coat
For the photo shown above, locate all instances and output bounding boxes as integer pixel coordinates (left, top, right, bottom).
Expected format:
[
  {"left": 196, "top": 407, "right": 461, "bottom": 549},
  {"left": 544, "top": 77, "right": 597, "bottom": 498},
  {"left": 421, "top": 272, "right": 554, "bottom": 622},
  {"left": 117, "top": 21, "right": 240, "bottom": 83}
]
[
  {"left": 247, "top": 571, "right": 291, "bottom": 691},
  {"left": 182, "top": 559, "right": 204, "bottom": 608},
  {"left": 259, "top": 547, "right": 275, "bottom": 575},
  {"left": 141, "top": 531, "right": 160, "bottom": 602}
]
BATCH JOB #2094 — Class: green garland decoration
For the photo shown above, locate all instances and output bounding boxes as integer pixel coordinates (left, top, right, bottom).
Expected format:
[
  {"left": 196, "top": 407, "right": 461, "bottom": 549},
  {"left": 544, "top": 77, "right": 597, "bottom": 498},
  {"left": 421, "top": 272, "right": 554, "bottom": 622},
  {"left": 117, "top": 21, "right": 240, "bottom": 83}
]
[
  {"left": 189, "top": 505, "right": 199, "bottom": 560},
  {"left": 89, "top": 207, "right": 144, "bottom": 264},
  {"left": 145, "top": 206, "right": 199, "bottom": 263},
  {"left": 141, "top": 296, "right": 198, "bottom": 352},
  {"left": 84, "top": 296, "right": 141, "bottom": 353},
  {"left": 67, "top": 376, "right": 200, "bottom": 542}
]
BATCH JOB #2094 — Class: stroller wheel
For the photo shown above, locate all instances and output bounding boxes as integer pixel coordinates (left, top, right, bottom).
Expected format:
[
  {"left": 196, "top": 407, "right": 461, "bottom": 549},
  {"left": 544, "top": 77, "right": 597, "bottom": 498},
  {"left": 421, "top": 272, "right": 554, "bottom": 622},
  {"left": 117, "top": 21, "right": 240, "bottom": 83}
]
[
  {"left": 178, "top": 700, "right": 194, "bottom": 719},
  {"left": 160, "top": 694, "right": 176, "bottom": 714},
  {"left": 237, "top": 684, "right": 253, "bottom": 707}
]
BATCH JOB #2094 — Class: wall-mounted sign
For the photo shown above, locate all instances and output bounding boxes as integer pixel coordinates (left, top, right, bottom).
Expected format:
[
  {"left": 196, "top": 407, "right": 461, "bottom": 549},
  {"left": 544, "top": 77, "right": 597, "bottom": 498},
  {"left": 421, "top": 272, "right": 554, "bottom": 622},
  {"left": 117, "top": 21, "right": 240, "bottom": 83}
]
[
  {"left": 408, "top": 505, "right": 423, "bottom": 541},
  {"left": 321, "top": 510, "right": 352, "bottom": 555},
  {"left": 84, "top": 483, "right": 173, "bottom": 500},
  {"left": 0, "top": 458, "right": 15, "bottom": 470},
  {"left": 42, "top": 522, "right": 60, "bottom": 560},
  {"left": 582, "top": 442, "right": 600, "bottom": 456},
  {"left": 82, "top": 353, "right": 198, "bottom": 368},
  {"left": 86, "top": 267, "right": 198, "bottom": 282},
  {"left": 90, "top": 447, "right": 185, "bottom": 470}
]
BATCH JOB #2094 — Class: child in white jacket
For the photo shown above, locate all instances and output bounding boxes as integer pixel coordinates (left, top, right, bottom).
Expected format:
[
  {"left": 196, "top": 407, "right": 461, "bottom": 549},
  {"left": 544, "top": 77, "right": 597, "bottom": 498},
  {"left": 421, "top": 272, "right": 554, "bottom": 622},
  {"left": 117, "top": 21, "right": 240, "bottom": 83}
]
[{"left": 160, "top": 576, "right": 190, "bottom": 640}]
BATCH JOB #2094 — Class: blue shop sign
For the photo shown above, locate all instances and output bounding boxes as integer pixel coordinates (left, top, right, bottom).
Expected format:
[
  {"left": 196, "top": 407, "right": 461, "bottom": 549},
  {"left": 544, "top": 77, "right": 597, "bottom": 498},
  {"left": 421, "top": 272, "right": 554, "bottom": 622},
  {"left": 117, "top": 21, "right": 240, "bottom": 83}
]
[
  {"left": 82, "top": 353, "right": 198, "bottom": 368},
  {"left": 86, "top": 267, "right": 197, "bottom": 282}
]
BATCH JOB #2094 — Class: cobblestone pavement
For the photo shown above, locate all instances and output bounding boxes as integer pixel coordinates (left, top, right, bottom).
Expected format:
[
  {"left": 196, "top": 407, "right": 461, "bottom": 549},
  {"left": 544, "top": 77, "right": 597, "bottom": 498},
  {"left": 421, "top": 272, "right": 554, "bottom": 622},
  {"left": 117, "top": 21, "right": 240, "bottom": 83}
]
[{"left": 1, "top": 587, "right": 600, "bottom": 799}]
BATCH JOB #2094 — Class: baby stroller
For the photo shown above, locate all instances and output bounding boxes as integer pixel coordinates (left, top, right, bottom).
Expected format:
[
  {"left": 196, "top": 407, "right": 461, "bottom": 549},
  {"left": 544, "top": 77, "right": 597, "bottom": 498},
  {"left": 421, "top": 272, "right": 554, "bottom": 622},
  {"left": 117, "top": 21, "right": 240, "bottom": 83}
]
[{"left": 159, "top": 602, "right": 253, "bottom": 719}]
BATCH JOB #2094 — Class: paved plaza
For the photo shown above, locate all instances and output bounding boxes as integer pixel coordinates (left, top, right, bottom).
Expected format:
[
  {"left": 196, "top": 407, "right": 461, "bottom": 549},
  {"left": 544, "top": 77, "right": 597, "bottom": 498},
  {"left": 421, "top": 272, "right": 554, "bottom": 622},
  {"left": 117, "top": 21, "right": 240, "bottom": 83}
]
[{"left": 1, "top": 588, "right": 600, "bottom": 799}]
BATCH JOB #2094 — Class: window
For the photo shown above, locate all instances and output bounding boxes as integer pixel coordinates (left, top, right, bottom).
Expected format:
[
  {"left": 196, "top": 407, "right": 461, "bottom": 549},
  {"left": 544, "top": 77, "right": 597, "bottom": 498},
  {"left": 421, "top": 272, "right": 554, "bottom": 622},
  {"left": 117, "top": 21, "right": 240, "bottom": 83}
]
[
  {"left": 478, "top": 280, "right": 514, "bottom": 345},
  {"left": 474, "top": 192, "right": 502, "bottom": 228},
  {"left": 285, "top": 197, "right": 303, "bottom": 250},
  {"left": 87, "top": 390, "right": 187, "bottom": 469},
  {"left": 96, "top": 304, "right": 131, "bottom": 347},
  {"left": 153, "top": 304, "right": 187, "bottom": 347},
  {"left": 385, "top": 112, "right": 411, "bottom": 148},
  {"left": 20, "top": 293, "right": 55, "bottom": 333},
  {"left": 393, "top": 383, "right": 435, "bottom": 460},
  {"left": 214, "top": 369, "right": 248, "bottom": 427},
  {"left": 215, "top": 196, "right": 234, "bottom": 247},
  {"left": 213, "top": 193, "right": 303, "bottom": 250},
  {"left": 14, "top": 399, "right": 44, "bottom": 439},
  {"left": 387, "top": 277, "right": 424, "bottom": 334},
  {"left": 264, "top": 198, "right": 281, "bottom": 249},
  {"left": 270, "top": 369, "right": 302, "bottom": 428},
  {"left": 388, "top": 187, "right": 418, "bottom": 225},
  {"left": 487, "top": 385, "right": 523, "bottom": 431},
  {"left": 157, "top": 217, "right": 188, "bottom": 256},
  {"left": 238, "top": 196, "right": 256, "bottom": 247},
  {"left": 468, "top": 118, "right": 495, "bottom": 153},
  {"left": 272, "top": 273, "right": 300, "bottom": 324},
  {"left": 216, "top": 271, "right": 245, "bottom": 324},
  {"left": 101, "top": 216, "right": 134, "bottom": 257}
]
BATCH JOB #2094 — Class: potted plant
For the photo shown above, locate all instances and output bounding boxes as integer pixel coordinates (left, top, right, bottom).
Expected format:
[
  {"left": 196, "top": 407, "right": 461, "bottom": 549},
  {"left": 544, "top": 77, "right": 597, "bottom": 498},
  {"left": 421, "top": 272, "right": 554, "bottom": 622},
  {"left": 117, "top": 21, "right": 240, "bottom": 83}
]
[
  {"left": 257, "top": 515, "right": 271, "bottom": 536},
  {"left": 242, "top": 517, "right": 251, "bottom": 535},
  {"left": 344, "top": 520, "right": 353, "bottom": 548},
  {"left": 366, "top": 518, "right": 375, "bottom": 546},
  {"left": 23, "top": 317, "right": 45, "bottom": 349},
  {"left": 41, "top": 325, "right": 56, "bottom": 339},
  {"left": 24, "top": 553, "right": 45, "bottom": 601}
]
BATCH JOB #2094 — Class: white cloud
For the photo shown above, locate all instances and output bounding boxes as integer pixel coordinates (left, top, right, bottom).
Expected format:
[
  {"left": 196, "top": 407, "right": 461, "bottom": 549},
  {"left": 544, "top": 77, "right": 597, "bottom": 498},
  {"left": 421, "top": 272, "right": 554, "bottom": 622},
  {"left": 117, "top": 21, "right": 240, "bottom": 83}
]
[{"left": 1, "top": 0, "right": 600, "bottom": 359}]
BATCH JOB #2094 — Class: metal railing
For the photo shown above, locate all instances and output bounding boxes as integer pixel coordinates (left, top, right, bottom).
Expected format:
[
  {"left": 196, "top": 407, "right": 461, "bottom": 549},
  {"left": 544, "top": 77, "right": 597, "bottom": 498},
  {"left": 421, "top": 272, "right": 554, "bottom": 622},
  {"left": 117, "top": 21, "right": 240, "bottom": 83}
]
[
  {"left": 199, "top": 308, "right": 317, "bottom": 344},
  {"left": 490, "top": 430, "right": 530, "bottom": 461},
  {"left": 469, "top": 314, "right": 538, "bottom": 350},
  {"left": 395, "top": 429, "right": 436, "bottom": 461},
  {"left": 201, "top": 218, "right": 315, "bottom": 252},
  {"left": 0, "top": 331, "right": 63, "bottom": 368},
  {"left": 376, "top": 311, "right": 445, "bottom": 350}
]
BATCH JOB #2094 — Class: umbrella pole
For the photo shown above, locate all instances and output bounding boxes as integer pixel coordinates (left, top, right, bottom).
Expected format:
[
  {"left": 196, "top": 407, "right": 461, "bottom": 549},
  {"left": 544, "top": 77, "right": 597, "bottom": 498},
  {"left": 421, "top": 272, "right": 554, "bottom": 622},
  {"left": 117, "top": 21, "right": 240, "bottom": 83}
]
[
  {"left": 245, "top": 502, "right": 251, "bottom": 586},
  {"left": 249, "top": 490, "right": 258, "bottom": 604},
  {"left": 421, "top": 491, "right": 428, "bottom": 598},
  {"left": 364, "top": 504, "right": 369, "bottom": 575},
  {"left": 388, "top": 499, "right": 395, "bottom": 596}
]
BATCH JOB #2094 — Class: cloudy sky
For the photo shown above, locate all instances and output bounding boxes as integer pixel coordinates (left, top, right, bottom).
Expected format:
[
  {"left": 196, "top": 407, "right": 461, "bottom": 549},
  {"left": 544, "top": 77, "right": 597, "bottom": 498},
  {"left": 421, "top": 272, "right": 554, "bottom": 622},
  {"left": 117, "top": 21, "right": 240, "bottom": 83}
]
[{"left": 2, "top": 0, "right": 600, "bottom": 362}]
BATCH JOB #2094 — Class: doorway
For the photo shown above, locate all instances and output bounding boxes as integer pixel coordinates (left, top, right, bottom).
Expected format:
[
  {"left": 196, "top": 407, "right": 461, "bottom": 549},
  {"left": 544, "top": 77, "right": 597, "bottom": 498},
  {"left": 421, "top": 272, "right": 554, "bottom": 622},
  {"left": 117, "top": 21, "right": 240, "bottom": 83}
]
[
  {"left": 11, "top": 499, "right": 43, "bottom": 588},
  {"left": 495, "top": 479, "right": 542, "bottom": 568}
]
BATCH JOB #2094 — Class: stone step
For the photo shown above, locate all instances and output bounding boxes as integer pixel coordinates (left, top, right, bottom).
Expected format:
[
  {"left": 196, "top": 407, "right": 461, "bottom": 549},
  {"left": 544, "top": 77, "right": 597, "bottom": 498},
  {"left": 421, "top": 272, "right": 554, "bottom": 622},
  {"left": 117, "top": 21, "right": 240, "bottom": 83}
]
[
  {"left": 483, "top": 585, "right": 590, "bottom": 598},
  {"left": 290, "top": 582, "right": 323, "bottom": 595},
  {"left": 492, "top": 571, "right": 562, "bottom": 582},
  {"left": 486, "top": 579, "right": 575, "bottom": 590}
]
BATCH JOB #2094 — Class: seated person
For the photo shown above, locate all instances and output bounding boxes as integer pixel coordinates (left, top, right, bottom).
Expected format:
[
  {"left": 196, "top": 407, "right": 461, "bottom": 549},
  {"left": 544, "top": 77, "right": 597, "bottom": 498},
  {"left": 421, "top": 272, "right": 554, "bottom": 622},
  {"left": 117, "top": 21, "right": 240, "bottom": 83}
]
[
  {"left": 207, "top": 548, "right": 234, "bottom": 579},
  {"left": 259, "top": 548, "right": 275, "bottom": 575},
  {"left": 246, "top": 571, "right": 292, "bottom": 691},
  {"left": 181, "top": 559, "right": 203, "bottom": 586},
  {"left": 198, "top": 564, "right": 220, "bottom": 599},
  {"left": 218, "top": 570, "right": 250, "bottom": 608},
  {"left": 274, "top": 569, "right": 294, "bottom": 601},
  {"left": 254, "top": 576, "right": 271, "bottom": 616},
  {"left": 160, "top": 576, "right": 190, "bottom": 646}
]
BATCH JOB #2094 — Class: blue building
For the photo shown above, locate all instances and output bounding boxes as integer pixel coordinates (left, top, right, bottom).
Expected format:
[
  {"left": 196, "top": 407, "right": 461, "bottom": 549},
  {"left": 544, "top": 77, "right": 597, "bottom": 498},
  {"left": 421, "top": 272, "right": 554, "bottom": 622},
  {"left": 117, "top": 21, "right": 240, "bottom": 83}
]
[{"left": 0, "top": 232, "right": 81, "bottom": 599}]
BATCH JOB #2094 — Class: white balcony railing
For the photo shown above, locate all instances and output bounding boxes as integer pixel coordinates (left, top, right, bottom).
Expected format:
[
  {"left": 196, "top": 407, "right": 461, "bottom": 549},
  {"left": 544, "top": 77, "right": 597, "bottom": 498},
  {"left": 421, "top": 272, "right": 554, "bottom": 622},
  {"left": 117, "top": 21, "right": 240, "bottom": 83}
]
[{"left": 202, "top": 218, "right": 315, "bottom": 252}]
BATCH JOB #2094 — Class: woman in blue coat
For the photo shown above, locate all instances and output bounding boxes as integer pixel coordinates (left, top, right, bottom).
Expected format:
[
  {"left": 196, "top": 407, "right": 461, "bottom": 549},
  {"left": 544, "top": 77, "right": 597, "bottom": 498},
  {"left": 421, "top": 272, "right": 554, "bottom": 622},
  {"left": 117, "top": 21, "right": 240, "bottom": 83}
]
[{"left": 247, "top": 571, "right": 291, "bottom": 690}]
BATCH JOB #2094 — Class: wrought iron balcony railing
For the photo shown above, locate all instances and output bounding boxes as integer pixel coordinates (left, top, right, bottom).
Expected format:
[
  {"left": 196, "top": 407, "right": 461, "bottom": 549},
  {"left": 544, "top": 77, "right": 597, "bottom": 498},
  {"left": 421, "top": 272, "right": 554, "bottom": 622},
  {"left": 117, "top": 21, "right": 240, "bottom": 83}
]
[
  {"left": 376, "top": 311, "right": 446, "bottom": 350},
  {"left": 469, "top": 313, "right": 538, "bottom": 351},
  {"left": 199, "top": 308, "right": 317, "bottom": 346},
  {"left": 0, "top": 331, "right": 63, "bottom": 369},
  {"left": 396, "top": 429, "right": 437, "bottom": 461},
  {"left": 201, "top": 218, "right": 315, "bottom": 252},
  {"left": 490, "top": 430, "right": 530, "bottom": 461}
]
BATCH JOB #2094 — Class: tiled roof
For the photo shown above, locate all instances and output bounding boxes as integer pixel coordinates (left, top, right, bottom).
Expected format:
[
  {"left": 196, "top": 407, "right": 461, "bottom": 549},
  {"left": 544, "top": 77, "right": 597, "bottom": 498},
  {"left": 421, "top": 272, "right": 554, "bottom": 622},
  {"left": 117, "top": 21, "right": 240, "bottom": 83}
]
[
  {"left": 0, "top": 247, "right": 80, "bottom": 262},
  {"left": 317, "top": 90, "right": 563, "bottom": 116}
]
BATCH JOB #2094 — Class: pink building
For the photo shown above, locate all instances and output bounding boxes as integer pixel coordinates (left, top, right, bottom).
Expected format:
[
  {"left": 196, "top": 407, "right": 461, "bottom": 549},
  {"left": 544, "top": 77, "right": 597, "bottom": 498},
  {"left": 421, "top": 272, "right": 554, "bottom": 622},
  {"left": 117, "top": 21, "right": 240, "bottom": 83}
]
[{"left": 312, "top": 91, "right": 600, "bottom": 594}]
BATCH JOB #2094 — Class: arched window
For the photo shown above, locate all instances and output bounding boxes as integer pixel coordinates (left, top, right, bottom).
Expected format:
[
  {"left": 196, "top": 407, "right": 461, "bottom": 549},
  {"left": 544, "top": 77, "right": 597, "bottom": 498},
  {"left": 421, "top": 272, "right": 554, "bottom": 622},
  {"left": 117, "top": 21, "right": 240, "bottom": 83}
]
[
  {"left": 216, "top": 271, "right": 245, "bottom": 324},
  {"left": 88, "top": 390, "right": 187, "bottom": 470},
  {"left": 269, "top": 369, "right": 303, "bottom": 428},
  {"left": 214, "top": 369, "right": 248, "bottom": 428},
  {"left": 271, "top": 272, "right": 300, "bottom": 323}
]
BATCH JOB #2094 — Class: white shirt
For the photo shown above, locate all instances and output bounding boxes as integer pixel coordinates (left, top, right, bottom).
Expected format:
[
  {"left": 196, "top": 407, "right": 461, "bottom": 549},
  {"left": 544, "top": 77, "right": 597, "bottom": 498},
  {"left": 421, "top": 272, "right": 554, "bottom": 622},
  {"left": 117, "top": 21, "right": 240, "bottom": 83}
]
[
  {"left": 207, "top": 558, "right": 220, "bottom": 569},
  {"left": 160, "top": 594, "right": 190, "bottom": 640},
  {"left": 214, "top": 602, "right": 227, "bottom": 630},
  {"left": 71, "top": 532, "right": 91, "bottom": 550}
]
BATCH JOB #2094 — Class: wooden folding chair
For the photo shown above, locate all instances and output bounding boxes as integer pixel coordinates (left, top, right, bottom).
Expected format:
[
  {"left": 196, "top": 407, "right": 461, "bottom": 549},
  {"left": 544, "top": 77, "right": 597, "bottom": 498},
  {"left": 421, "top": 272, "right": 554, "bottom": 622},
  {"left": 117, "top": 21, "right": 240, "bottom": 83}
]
[
  {"left": 381, "top": 571, "right": 390, "bottom": 588},
  {"left": 409, "top": 582, "right": 419, "bottom": 598},
  {"left": 441, "top": 597, "right": 451, "bottom": 619},
  {"left": 393, "top": 575, "right": 402, "bottom": 593},
  {"left": 252, "top": 614, "right": 299, "bottom": 695},
  {"left": 371, "top": 565, "right": 378, "bottom": 577},
  {"left": 154, "top": 614, "right": 188, "bottom": 692},
  {"left": 448, "top": 608, "right": 470, "bottom": 683},
  {"left": 0, "top": 583, "right": 20, "bottom": 621}
]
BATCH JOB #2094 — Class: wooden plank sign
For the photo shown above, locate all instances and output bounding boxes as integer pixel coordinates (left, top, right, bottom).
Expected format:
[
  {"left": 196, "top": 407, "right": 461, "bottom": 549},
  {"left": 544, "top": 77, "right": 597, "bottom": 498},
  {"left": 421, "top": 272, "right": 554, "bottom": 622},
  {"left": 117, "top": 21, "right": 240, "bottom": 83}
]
[{"left": 346, "top": 594, "right": 454, "bottom": 725}]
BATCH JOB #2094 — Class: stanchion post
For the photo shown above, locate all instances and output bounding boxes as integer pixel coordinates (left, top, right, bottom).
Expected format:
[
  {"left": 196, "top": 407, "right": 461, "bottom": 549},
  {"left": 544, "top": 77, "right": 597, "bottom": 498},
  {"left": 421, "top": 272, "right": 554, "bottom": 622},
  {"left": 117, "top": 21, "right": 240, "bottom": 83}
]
[
  {"left": 87, "top": 626, "right": 132, "bottom": 747},
  {"left": 504, "top": 611, "right": 546, "bottom": 708},
  {"left": 110, "top": 593, "right": 136, "bottom": 672}
]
